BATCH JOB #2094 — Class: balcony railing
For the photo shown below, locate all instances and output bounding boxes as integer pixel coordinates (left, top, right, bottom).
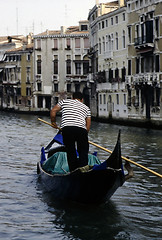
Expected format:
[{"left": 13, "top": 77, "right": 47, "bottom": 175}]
[
  {"left": 35, "top": 75, "right": 41, "bottom": 81},
  {"left": 134, "top": 36, "right": 153, "bottom": 46}
]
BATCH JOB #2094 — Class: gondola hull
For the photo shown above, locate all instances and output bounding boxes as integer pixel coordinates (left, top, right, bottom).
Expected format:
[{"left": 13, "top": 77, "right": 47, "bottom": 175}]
[
  {"left": 37, "top": 131, "right": 125, "bottom": 204},
  {"left": 38, "top": 163, "right": 124, "bottom": 203}
]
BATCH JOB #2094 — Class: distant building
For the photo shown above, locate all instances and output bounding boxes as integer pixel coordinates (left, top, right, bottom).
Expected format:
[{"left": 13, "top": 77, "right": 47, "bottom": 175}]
[
  {"left": 126, "top": 0, "right": 162, "bottom": 122},
  {"left": 88, "top": 0, "right": 127, "bottom": 119},
  {"left": 33, "top": 21, "right": 90, "bottom": 111},
  {"left": 88, "top": 0, "right": 162, "bottom": 126},
  {"left": 0, "top": 34, "right": 34, "bottom": 111}
]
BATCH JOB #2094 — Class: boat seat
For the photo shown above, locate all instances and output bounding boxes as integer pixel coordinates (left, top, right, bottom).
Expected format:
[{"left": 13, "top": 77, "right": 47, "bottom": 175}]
[{"left": 42, "top": 152, "right": 101, "bottom": 174}]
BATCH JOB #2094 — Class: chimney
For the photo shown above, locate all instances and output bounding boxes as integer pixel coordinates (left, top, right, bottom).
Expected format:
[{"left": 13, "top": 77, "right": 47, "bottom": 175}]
[
  {"left": 61, "top": 26, "right": 66, "bottom": 34},
  {"left": 119, "top": 0, "right": 125, "bottom": 7}
]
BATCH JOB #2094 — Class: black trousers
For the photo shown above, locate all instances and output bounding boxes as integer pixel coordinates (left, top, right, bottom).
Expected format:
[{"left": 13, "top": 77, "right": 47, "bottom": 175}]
[{"left": 62, "top": 126, "right": 89, "bottom": 172}]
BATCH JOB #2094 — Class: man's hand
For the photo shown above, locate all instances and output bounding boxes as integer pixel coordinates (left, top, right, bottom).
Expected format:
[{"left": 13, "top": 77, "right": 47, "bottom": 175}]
[{"left": 51, "top": 121, "right": 59, "bottom": 129}]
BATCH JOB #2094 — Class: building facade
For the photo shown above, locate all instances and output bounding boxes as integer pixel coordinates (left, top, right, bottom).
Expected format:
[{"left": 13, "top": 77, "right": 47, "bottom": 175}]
[
  {"left": 88, "top": 0, "right": 162, "bottom": 126},
  {"left": 126, "top": 0, "right": 162, "bottom": 122},
  {"left": 88, "top": 1, "right": 128, "bottom": 119},
  {"left": 0, "top": 35, "right": 34, "bottom": 111},
  {"left": 33, "top": 21, "right": 90, "bottom": 111}
]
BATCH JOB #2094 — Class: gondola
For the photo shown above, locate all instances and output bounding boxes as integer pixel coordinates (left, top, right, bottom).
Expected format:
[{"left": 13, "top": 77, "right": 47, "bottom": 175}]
[{"left": 37, "top": 130, "right": 125, "bottom": 204}]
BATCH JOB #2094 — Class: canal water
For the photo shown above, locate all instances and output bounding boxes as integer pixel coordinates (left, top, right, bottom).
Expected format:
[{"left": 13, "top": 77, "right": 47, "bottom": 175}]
[{"left": 0, "top": 111, "right": 161, "bottom": 240}]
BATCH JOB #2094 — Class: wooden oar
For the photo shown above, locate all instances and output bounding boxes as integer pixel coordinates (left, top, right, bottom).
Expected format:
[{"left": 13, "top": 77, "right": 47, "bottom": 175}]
[
  {"left": 38, "top": 118, "right": 162, "bottom": 178},
  {"left": 89, "top": 141, "right": 162, "bottom": 179},
  {"left": 38, "top": 118, "right": 62, "bottom": 130}
]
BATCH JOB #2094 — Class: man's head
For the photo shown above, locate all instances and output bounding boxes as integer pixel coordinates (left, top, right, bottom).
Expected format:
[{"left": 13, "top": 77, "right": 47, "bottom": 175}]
[{"left": 73, "top": 92, "right": 83, "bottom": 100}]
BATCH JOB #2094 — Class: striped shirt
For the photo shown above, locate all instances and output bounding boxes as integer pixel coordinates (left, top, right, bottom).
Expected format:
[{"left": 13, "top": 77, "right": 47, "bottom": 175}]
[{"left": 57, "top": 99, "right": 91, "bottom": 130}]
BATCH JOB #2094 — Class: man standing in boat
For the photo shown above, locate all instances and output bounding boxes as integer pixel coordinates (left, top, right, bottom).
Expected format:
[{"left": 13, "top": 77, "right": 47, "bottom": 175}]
[{"left": 50, "top": 92, "right": 91, "bottom": 172}]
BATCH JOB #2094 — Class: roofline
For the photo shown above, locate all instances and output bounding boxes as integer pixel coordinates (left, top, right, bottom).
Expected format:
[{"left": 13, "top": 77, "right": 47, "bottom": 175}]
[{"left": 34, "top": 33, "right": 89, "bottom": 39}]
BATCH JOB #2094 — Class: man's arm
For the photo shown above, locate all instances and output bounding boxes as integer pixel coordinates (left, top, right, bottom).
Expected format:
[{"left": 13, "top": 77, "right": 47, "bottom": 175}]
[
  {"left": 50, "top": 104, "right": 61, "bottom": 127},
  {"left": 86, "top": 117, "right": 91, "bottom": 132}
]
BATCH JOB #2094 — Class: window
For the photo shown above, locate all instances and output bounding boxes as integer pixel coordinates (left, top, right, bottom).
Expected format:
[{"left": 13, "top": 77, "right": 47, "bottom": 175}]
[
  {"left": 106, "top": 20, "right": 108, "bottom": 27},
  {"left": 111, "top": 18, "right": 113, "bottom": 25},
  {"left": 66, "top": 38, "right": 71, "bottom": 49},
  {"left": 124, "top": 94, "right": 126, "bottom": 105},
  {"left": 102, "top": 37, "right": 105, "bottom": 52},
  {"left": 84, "top": 38, "right": 89, "bottom": 48},
  {"left": 99, "top": 38, "right": 101, "bottom": 54},
  {"left": 116, "top": 32, "right": 118, "bottom": 50},
  {"left": 115, "top": 16, "right": 118, "bottom": 24},
  {"left": 111, "top": 34, "right": 114, "bottom": 50},
  {"left": 26, "top": 73, "right": 30, "bottom": 83},
  {"left": 37, "top": 55, "right": 41, "bottom": 74},
  {"left": 136, "top": 58, "right": 140, "bottom": 73},
  {"left": 37, "top": 83, "right": 42, "bottom": 91},
  {"left": 67, "top": 84, "right": 71, "bottom": 92},
  {"left": 155, "top": 55, "right": 159, "bottom": 72},
  {"left": 83, "top": 61, "right": 89, "bottom": 75},
  {"left": 75, "top": 38, "right": 80, "bottom": 48},
  {"left": 140, "top": 0, "right": 143, "bottom": 7},
  {"left": 103, "top": 94, "right": 106, "bottom": 104},
  {"left": 135, "top": 1, "right": 139, "bottom": 9},
  {"left": 123, "top": 13, "right": 125, "bottom": 21},
  {"left": 66, "top": 59, "right": 71, "bottom": 74},
  {"left": 123, "top": 30, "right": 126, "bottom": 48},
  {"left": 26, "top": 87, "right": 31, "bottom": 96},
  {"left": 27, "top": 54, "right": 30, "bottom": 61},
  {"left": 37, "top": 39, "right": 41, "bottom": 49},
  {"left": 144, "top": 56, "right": 153, "bottom": 73},
  {"left": 99, "top": 94, "right": 102, "bottom": 104},
  {"left": 141, "top": 58, "right": 144, "bottom": 73},
  {"left": 81, "top": 24, "right": 88, "bottom": 31},
  {"left": 115, "top": 68, "right": 119, "bottom": 78},
  {"left": 128, "top": 26, "right": 131, "bottom": 43},
  {"left": 116, "top": 94, "right": 119, "bottom": 105},
  {"left": 38, "top": 96, "right": 43, "bottom": 108},
  {"left": 109, "top": 68, "right": 113, "bottom": 81},
  {"left": 122, "top": 67, "right": 126, "bottom": 81},
  {"left": 53, "top": 55, "right": 58, "bottom": 74},
  {"left": 54, "top": 83, "right": 58, "bottom": 92},
  {"left": 102, "top": 21, "right": 105, "bottom": 29},
  {"left": 128, "top": 60, "right": 131, "bottom": 75},
  {"left": 75, "top": 62, "right": 81, "bottom": 74},
  {"left": 155, "top": 18, "right": 159, "bottom": 38},
  {"left": 54, "top": 39, "right": 58, "bottom": 50},
  {"left": 75, "top": 84, "right": 80, "bottom": 92}
]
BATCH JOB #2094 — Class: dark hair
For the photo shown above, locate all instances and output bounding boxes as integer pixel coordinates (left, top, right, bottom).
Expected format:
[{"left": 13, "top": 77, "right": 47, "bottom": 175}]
[{"left": 73, "top": 92, "right": 83, "bottom": 100}]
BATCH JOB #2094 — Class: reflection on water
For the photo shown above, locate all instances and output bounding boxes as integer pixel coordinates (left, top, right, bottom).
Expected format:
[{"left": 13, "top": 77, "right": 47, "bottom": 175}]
[
  {"left": 38, "top": 188, "right": 126, "bottom": 240},
  {"left": 0, "top": 111, "right": 162, "bottom": 240}
]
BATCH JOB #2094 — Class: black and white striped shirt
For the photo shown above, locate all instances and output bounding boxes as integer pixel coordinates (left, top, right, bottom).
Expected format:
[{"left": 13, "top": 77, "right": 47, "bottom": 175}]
[{"left": 57, "top": 99, "right": 91, "bottom": 130}]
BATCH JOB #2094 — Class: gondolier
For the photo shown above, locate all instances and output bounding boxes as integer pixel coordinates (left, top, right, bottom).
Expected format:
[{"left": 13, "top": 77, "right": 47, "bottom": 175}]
[{"left": 50, "top": 91, "right": 91, "bottom": 172}]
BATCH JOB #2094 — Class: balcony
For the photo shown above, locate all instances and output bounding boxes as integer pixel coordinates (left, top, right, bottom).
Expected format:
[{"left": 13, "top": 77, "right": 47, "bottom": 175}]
[
  {"left": 134, "top": 36, "right": 154, "bottom": 50},
  {"left": 65, "top": 75, "right": 88, "bottom": 82},
  {"left": 132, "top": 73, "right": 160, "bottom": 85}
]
